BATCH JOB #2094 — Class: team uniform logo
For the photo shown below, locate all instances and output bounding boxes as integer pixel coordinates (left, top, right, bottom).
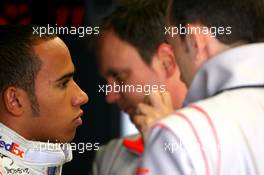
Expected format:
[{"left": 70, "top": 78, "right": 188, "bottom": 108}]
[
  {"left": 0, "top": 152, "right": 30, "bottom": 175},
  {"left": 0, "top": 136, "right": 24, "bottom": 158}
]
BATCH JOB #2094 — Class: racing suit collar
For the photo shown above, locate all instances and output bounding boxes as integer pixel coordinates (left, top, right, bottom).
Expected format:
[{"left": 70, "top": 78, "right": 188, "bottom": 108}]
[
  {"left": 185, "top": 43, "right": 264, "bottom": 105},
  {"left": 0, "top": 122, "right": 72, "bottom": 165}
]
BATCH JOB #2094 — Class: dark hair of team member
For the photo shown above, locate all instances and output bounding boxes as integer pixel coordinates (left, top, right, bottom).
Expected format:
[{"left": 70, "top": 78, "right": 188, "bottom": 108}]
[
  {"left": 254, "top": 0, "right": 264, "bottom": 42},
  {"left": 168, "top": 0, "right": 257, "bottom": 44},
  {"left": 0, "top": 25, "right": 57, "bottom": 115},
  {"left": 256, "top": 17, "right": 264, "bottom": 42},
  {"left": 98, "top": 0, "right": 168, "bottom": 64}
]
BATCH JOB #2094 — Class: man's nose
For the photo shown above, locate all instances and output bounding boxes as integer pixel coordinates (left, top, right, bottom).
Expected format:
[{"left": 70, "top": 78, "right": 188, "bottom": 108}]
[
  {"left": 105, "top": 89, "right": 121, "bottom": 104},
  {"left": 72, "top": 82, "right": 89, "bottom": 107}
]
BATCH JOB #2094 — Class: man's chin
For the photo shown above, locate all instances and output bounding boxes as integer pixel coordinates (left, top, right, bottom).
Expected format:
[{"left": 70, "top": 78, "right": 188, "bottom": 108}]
[
  {"left": 128, "top": 114, "right": 136, "bottom": 123},
  {"left": 122, "top": 109, "right": 135, "bottom": 120},
  {"left": 130, "top": 115, "right": 144, "bottom": 131},
  {"left": 57, "top": 131, "right": 76, "bottom": 143},
  {"left": 122, "top": 110, "right": 142, "bottom": 132}
]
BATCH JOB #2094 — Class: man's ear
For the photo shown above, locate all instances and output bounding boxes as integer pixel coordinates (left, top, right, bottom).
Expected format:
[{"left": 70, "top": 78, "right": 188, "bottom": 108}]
[
  {"left": 3, "top": 86, "right": 25, "bottom": 116},
  {"left": 184, "top": 24, "right": 208, "bottom": 61},
  {"left": 155, "top": 43, "right": 178, "bottom": 78}
]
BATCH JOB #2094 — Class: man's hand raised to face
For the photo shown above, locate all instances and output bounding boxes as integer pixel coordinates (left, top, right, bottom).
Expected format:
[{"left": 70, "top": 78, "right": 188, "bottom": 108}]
[{"left": 134, "top": 91, "right": 174, "bottom": 139}]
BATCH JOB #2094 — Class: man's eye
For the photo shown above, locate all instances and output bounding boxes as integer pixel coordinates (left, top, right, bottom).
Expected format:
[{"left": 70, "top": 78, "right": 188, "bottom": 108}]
[
  {"left": 60, "top": 80, "right": 70, "bottom": 88},
  {"left": 113, "top": 73, "right": 126, "bottom": 81}
]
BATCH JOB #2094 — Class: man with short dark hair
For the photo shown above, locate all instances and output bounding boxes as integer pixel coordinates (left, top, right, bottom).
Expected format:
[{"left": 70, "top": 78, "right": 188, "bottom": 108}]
[
  {"left": 0, "top": 25, "right": 88, "bottom": 175},
  {"left": 92, "top": 1, "right": 186, "bottom": 174},
  {"left": 138, "top": 0, "right": 264, "bottom": 174}
]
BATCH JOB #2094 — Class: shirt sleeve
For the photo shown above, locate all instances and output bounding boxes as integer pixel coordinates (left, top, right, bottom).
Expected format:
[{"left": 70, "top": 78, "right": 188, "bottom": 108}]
[
  {"left": 137, "top": 126, "right": 197, "bottom": 175},
  {"left": 90, "top": 146, "right": 104, "bottom": 175}
]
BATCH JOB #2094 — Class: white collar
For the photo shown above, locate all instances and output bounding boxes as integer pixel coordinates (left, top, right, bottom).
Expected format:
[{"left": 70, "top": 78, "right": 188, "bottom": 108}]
[
  {"left": 0, "top": 122, "right": 72, "bottom": 165},
  {"left": 185, "top": 43, "right": 264, "bottom": 105}
]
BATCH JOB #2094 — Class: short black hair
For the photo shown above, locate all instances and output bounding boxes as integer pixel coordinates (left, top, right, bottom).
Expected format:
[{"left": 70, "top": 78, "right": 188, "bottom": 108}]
[
  {"left": 0, "top": 25, "right": 57, "bottom": 115},
  {"left": 169, "top": 0, "right": 256, "bottom": 44},
  {"left": 99, "top": 0, "right": 168, "bottom": 64},
  {"left": 254, "top": 0, "right": 264, "bottom": 41}
]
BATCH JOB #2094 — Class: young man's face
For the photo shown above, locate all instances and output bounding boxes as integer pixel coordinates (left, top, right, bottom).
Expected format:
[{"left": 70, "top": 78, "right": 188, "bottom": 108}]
[
  {"left": 30, "top": 37, "right": 88, "bottom": 143},
  {"left": 98, "top": 31, "right": 166, "bottom": 128}
]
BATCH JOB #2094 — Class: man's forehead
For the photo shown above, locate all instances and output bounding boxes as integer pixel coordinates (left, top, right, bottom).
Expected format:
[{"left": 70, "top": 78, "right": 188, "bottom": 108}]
[
  {"left": 33, "top": 38, "right": 74, "bottom": 79},
  {"left": 34, "top": 38, "right": 71, "bottom": 62}
]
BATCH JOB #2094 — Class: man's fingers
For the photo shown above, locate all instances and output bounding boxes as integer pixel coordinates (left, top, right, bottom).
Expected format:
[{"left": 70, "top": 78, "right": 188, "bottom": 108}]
[
  {"left": 132, "top": 114, "right": 147, "bottom": 133},
  {"left": 161, "top": 91, "right": 173, "bottom": 109},
  {"left": 135, "top": 91, "right": 174, "bottom": 135},
  {"left": 137, "top": 103, "right": 158, "bottom": 118},
  {"left": 148, "top": 91, "right": 163, "bottom": 109},
  {"left": 145, "top": 91, "right": 173, "bottom": 109},
  {"left": 144, "top": 91, "right": 174, "bottom": 115}
]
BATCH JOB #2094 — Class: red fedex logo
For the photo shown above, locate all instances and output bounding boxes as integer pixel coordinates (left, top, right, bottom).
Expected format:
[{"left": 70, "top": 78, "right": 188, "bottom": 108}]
[{"left": 0, "top": 136, "right": 24, "bottom": 158}]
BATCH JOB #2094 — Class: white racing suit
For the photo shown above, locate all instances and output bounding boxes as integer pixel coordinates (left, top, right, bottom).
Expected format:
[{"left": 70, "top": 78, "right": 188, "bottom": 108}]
[
  {"left": 0, "top": 123, "right": 72, "bottom": 175},
  {"left": 138, "top": 43, "right": 264, "bottom": 175}
]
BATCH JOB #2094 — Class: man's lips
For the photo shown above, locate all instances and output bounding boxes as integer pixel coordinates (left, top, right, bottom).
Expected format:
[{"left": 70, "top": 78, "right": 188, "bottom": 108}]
[{"left": 73, "top": 110, "right": 84, "bottom": 126}]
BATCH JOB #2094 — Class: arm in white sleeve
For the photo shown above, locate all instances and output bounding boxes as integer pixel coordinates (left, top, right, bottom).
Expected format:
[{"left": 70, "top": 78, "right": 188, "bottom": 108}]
[{"left": 138, "top": 126, "right": 196, "bottom": 175}]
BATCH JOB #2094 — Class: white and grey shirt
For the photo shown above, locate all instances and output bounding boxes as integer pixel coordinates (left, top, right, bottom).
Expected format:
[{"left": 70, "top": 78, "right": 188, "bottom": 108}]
[{"left": 138, "top": 43, "right": 264, "bottom": 175}]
